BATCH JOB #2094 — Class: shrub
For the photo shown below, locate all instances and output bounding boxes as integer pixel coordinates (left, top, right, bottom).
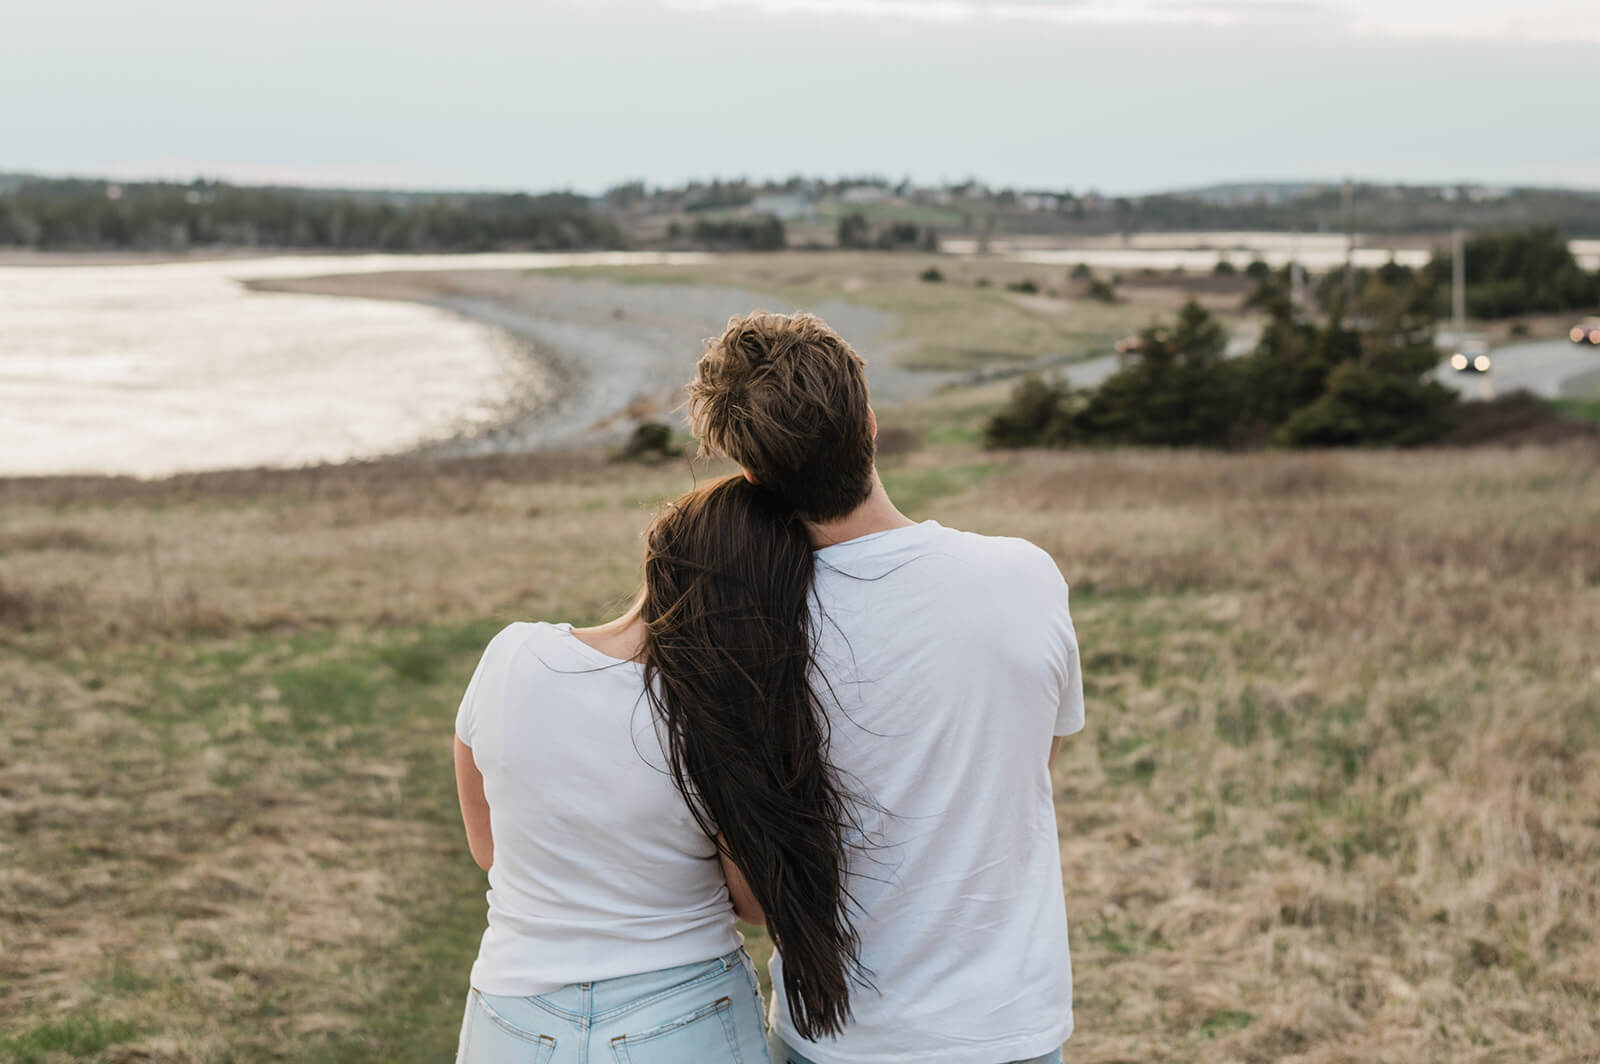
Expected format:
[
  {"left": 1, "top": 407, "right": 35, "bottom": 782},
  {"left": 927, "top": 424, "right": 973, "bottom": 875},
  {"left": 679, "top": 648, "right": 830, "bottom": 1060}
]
[
  {"left": 691, "top": 215, "right": 785, "bottom": 251},
  {"left": 1074, "top": 301, "right": 1234, "bottom": 445},
  {"left": 1087, "top": 278, "right": 1118, "bottom": 303},
  {"left": 836, "top": 212, "right": 870, "bottom": 248},
  {"left": 920, "top": 266, "right": 945, "bottom": 283},
  {"left": 1006, "top": 278, "right": 1040, "bottom": 294},
  {"left": 1276, "top": 362, "right": 1455, "bottom": 447},
  {"left": 984, "top": 284, "right": 1459, "bottom": 452},
  {"left": 984, "top": 376, "right": 1073, "bottom": 448},
  {"left": 615, "top": 422, "right": 682, "bottom": 461},
  {"left": 836, "top": 211, "right": 934, "bottom": 251},
  {"left": 1069, "top": 263, "right": 1093, "bottom": 280},
  {"left": 1214, "top": 260, "right": 1237, "bottom": 275},
  {"left": 1245, "top": 260, "right": 1272, "bottom": 280}
]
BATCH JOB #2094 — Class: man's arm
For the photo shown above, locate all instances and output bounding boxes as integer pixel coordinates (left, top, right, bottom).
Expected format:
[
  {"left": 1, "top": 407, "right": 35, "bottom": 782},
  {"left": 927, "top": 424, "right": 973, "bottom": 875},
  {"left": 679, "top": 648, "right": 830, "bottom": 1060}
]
[{"left": 454, "top": 736, "right": 494, "bottom": 871}]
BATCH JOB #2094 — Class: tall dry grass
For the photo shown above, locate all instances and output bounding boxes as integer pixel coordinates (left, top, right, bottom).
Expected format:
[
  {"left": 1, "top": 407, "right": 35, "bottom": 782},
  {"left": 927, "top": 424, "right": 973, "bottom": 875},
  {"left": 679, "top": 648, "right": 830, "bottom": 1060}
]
[
  {"left": 1, "top": 442, "right": 1596, "bottom": 1061},
  {"left": 939, "top": 445, "right": 1600, "bottom": 1063}
]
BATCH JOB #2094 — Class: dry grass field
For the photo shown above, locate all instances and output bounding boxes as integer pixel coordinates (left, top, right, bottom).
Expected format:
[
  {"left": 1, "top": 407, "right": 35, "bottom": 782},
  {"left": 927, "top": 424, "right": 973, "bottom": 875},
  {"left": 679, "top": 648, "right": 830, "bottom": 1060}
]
[{"left": 2, "top": 434, "right": 1598, "bottom": 1062}]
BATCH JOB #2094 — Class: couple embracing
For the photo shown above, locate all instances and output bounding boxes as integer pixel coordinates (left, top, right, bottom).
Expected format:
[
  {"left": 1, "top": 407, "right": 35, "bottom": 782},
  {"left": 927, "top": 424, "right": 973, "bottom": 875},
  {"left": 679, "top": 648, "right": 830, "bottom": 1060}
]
[{"left": 452, "top": 311, "right": 1084, "bottom": 1064}]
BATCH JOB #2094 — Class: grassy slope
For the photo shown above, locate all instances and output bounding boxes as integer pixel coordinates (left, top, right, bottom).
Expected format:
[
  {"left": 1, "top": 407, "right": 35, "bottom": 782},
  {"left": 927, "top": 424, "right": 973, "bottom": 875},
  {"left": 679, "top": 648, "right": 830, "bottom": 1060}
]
[
  {"left": 4, "top": 433, "right": 1599, "bottom": 1062},
  {"left": 543, "top": 252, "right": 1227, "bottom": 371}
]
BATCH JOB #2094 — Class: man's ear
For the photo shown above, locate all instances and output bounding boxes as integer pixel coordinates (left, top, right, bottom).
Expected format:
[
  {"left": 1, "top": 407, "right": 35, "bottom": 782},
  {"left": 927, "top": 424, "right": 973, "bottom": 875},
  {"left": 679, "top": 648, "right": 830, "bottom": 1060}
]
[
  {"left": 742, "top": 468, "right": 759, "bottom": 485},
  {"left": 869, "top": 406, "right": 878, "bottom": 439}
]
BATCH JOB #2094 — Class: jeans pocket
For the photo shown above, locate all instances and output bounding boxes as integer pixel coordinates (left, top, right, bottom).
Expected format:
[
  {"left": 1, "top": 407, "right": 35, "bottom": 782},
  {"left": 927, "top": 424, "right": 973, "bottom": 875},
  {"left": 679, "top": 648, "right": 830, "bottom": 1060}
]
[
  {"left": 609, "top": 996, "right": 743, "bottom": 1064},
  {"left": 460, "top": 991, "right": 558, "bottom": 1064}
]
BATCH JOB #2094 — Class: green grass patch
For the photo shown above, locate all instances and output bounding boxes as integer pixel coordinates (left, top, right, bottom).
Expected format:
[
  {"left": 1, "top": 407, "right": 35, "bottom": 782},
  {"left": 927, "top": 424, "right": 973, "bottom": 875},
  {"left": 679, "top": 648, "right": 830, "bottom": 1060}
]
[
  {"left": 12, "top": 618, "right": 526, "bottom": 1060},
  {"left": 1198, "top": 1010, "right": 1255, "bottom": 1038},
  {"left": 1082, "top": 917, "right": 1167, "bottom": 956},
  {"left": 0, "top": 1013, "right": 141, "bottom": 1063},
  {"left": 880, "top": 462, "right": 1008, "bottom": 516},
  {"left": 276, "top": 658, "right": 381, "bottom": 732},
  {"left": 1549, "top": 396, "right": 1600, "bottom": 424}
]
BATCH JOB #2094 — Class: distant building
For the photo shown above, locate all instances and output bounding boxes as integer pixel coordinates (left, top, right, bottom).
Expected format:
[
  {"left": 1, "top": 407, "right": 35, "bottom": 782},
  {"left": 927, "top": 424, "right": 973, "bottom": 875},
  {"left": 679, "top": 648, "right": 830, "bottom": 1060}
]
[
  {"left": 750, "top": 193, "right": 816, "bottom": 221},
  {"left": 840, "top": 184, "right": 890, "bottom": 205},
  {"left": 1440, "top": 184, "right": 1509, "bottom": 203},
  {"left": 1019, "top": 192, "right": 1061, "bottom": 212}
]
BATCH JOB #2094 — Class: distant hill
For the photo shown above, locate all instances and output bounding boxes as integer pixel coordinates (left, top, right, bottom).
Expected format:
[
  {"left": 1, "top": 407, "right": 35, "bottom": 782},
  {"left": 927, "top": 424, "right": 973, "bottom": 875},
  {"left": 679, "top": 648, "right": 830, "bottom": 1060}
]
[{"left": 6, "top": 171, "right": 1600, "bottom": 252}]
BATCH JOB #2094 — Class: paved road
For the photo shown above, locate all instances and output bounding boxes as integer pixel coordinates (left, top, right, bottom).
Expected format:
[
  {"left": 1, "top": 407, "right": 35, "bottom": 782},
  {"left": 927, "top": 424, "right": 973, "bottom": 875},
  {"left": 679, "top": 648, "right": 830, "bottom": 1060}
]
[
  {"left": 1433, "top": 338, "right": 1600, "bottom": 400},
  {"left": 1061, "top": 335, "right": 1600, "bottom": 400}
]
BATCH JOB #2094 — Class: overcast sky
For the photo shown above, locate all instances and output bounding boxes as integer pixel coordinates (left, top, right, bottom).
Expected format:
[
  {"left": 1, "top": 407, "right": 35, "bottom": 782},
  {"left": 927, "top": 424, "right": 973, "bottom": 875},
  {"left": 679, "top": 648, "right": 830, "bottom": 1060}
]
[{"left": 6, "top": 0, "right": 1596, "bottom": 194}]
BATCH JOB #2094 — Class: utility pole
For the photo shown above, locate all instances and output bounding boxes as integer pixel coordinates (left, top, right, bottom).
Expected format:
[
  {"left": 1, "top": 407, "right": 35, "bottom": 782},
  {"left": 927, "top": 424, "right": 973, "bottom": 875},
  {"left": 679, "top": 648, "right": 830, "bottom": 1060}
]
[
  {"left": 1342, "top": 179, "right": 1356, "bottom": 310},
  {"left": 1290, "top": 229, "right": 1305, "bottom": 313},
  {"left": 1452, "top": 227, "right": 1466, "bottom": 343}
]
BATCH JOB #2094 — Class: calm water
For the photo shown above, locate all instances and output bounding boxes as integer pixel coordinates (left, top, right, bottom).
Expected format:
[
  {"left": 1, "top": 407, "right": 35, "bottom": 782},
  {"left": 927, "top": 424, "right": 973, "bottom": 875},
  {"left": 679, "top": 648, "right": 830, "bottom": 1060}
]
[
  {"left": 965, "top": 232, "right": 1600, "bottom": 272},
  {"left": 0, "top": 252, "right": 707, "bottom": 478}
]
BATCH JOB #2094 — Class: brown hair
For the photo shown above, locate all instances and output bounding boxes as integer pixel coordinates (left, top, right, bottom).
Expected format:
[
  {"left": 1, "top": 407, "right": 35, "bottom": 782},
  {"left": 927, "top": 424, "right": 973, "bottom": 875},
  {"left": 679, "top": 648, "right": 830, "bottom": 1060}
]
[
  {"left": 688, "top": 311, "right": 876, "bottom": 522},
  {"left": 640, "top": 475, "right": 865, "bottom": 1039}
]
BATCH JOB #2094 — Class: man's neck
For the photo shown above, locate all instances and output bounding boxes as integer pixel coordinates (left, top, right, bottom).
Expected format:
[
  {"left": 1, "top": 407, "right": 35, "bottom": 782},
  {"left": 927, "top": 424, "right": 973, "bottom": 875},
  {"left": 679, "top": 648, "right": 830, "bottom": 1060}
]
[{"left": 804, "top": 475, "right": 916, "bottom": 549}]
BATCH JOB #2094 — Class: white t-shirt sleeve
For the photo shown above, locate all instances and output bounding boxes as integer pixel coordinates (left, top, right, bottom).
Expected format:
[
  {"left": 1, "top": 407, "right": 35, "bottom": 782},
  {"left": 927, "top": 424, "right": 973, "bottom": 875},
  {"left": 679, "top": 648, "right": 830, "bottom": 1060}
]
[
  {"left": 1053, "top": 598, "right": 1085, "bottom": 736},
  {"left": 1037, "top": 555, "right": 1085, "bottom": 736},
  {"left": 455, "top": 623, "right": 524, "bottom": 748},
  {"left": 454, "top": 655, "right": 485, "bottom": 747}
]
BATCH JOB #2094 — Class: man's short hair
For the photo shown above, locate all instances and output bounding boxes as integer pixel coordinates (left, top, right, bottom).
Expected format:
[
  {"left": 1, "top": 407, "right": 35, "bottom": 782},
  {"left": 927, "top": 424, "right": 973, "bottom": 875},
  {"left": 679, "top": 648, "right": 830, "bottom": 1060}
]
[{"left": 688, "top": 311, "right": 875, "bottom": 522}]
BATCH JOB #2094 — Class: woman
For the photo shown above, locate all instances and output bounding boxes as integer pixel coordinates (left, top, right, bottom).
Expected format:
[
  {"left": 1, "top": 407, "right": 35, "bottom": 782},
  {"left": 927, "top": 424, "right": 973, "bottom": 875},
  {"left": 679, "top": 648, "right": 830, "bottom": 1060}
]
[{"left": 452, "top": 475, "right": 862, "bottom": 1063}]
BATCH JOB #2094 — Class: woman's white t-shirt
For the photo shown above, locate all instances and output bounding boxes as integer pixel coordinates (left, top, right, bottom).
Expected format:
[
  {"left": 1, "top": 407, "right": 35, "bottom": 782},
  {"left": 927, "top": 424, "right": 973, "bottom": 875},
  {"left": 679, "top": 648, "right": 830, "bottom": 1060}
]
[{"left": 454, "top": 621, "right": 740, "bottom": 995}]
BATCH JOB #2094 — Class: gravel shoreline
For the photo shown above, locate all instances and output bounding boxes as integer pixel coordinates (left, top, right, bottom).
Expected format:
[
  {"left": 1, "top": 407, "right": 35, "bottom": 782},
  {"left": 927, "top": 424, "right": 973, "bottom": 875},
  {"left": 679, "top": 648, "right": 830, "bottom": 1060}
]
[{"left": 249, "top": 269, "right": 954, "bottom": 458}]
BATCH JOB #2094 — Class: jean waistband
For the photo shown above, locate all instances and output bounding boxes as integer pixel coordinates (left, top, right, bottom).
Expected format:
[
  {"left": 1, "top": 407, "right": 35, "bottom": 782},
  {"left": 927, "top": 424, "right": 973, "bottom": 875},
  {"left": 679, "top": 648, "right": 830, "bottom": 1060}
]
[{"left": 501, "top": 949, "right": 747, "bottom": 1024}]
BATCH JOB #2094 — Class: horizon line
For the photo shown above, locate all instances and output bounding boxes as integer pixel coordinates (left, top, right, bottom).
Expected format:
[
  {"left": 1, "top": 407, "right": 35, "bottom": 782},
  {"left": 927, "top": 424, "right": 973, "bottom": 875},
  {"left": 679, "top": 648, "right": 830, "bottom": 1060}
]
[{"left": 7, "top": 167, "right": 1599, "bottom": 202}]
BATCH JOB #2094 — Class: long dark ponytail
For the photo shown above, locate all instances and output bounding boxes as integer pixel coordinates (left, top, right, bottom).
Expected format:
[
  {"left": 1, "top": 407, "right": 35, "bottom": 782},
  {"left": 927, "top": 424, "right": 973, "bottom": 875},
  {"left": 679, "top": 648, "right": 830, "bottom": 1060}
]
[{"left": 639, "top": 474, "right": 862, "bottom": 1040}]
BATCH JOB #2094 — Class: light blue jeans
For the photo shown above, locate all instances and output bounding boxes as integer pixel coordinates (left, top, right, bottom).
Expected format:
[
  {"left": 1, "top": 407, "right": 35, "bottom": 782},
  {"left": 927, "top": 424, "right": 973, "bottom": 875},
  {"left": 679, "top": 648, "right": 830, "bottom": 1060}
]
[
  {"left": 458, "top": 949, "right": 770, "bottom": 1063},
  {"left": 770, "top": 1034, "right": 1063, "bottom": 1064}
]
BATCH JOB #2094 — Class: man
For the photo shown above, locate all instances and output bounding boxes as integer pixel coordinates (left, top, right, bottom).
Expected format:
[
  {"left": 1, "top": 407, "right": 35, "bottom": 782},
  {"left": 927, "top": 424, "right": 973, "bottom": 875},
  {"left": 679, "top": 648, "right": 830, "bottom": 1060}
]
[{"left": 688, "top": 311, "right": 1085, "bottom": 1064}]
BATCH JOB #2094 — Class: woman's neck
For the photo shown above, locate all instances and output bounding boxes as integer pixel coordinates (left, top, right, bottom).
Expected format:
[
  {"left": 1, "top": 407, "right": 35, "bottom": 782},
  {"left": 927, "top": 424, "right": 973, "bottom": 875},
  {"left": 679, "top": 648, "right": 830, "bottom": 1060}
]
[{"left": 571, "top": 593, "right": 647, "bottom": 662}]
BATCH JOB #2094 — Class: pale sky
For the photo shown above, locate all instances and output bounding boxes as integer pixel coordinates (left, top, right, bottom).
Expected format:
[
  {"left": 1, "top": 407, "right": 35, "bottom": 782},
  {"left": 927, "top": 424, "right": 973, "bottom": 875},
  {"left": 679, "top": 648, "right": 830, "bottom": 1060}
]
[{"left": 5, "top": 0, "right": 1596, "bottom": 194}]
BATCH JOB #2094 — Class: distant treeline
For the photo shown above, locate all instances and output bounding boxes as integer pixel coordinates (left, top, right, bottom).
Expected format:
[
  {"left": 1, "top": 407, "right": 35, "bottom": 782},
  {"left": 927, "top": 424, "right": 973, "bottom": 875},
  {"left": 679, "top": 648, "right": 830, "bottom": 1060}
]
[
  {"left": 674, "top": 215, "right": 787, "bottom": 251},
  {"left": 0, "top": 178, "right": 625, "bottom": 252},
  {"left": 1114, "top": 187, "right": 1600, "bottom": 238},
  {"left": 836, "top": 213, "right": 939, "bottom": 251}
]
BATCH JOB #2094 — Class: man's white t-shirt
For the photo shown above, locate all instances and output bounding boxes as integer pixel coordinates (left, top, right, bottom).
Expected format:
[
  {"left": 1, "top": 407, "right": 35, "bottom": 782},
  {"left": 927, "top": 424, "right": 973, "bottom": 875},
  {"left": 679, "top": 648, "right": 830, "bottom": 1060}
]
[{"left": 771, "top": 520, "right": 1084, "bottom": 1064}]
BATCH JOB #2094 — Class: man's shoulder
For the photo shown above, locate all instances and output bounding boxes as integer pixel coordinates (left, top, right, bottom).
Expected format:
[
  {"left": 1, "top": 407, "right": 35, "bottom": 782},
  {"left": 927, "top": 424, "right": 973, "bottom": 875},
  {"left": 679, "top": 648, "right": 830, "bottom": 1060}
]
[{"left": 929, "top": 523, "right": 1061, "bottom": 576}]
